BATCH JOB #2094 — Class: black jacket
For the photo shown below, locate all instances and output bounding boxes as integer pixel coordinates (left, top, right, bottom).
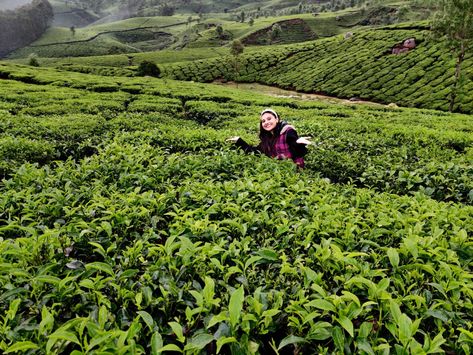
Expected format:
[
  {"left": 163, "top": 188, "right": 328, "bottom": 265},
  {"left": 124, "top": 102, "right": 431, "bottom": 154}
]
[{"left": 235, "top": 121, "right": 307, "bottom": 160}]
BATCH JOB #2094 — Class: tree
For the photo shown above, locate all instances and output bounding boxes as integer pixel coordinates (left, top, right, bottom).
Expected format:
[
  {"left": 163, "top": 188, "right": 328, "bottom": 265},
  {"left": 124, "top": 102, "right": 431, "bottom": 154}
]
[
  {"left": 136, "top": 61, "right": 160, "bottom": 77},
  {"left": 28, "top": 53, "right": 40, "bottom": 67},
  {"left": 430, "top": 0, "right": 473, "bottom": 111},
  {"left": 269, "top": 23, "right": 282, "bottom": 43},
  {"left": 230, "top": 39, "right": 244, "bottom": 57},
  {"left": 240, "top": 10, "right": 245, "bottom": 23},
  {"left": 248, "top": 18, "right": 254, "bottom": 26},
  {"left": 158, "top": 4, "right": 174, "bottom": 16},
  {"left": 215, "top": 24, "right": 224, "bottom": 38},
  {"left": 230, "top": 40, "right": 244, "bottom": 84}
]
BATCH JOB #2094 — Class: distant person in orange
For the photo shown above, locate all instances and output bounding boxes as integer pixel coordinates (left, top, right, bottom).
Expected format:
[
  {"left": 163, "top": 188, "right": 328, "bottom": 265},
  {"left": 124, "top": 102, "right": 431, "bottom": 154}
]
[{"left": 227, "top": 108, "right": 311, "bottom": 168}]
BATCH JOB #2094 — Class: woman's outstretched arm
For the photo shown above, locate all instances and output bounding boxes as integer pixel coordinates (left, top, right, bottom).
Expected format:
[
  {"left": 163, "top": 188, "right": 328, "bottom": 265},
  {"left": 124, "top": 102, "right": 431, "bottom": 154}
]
[
  {"left": 227, "top": 137, "right": 262, "bottom": 154},
  {"left": 286, "top": 130, "right": 308, "bottom": 156}
]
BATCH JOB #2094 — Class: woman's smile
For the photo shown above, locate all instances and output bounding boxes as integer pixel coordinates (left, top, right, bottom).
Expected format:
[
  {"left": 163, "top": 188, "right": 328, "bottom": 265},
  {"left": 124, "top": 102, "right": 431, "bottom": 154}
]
[{"left": 261, "top": 112, "right": 278, "bottom": 131}]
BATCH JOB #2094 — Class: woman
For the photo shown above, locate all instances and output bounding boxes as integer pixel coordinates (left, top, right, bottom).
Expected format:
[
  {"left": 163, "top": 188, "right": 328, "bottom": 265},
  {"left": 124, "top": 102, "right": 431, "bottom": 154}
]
[{"left": 227, "top": 108, "right": 311, "bottom": 168}]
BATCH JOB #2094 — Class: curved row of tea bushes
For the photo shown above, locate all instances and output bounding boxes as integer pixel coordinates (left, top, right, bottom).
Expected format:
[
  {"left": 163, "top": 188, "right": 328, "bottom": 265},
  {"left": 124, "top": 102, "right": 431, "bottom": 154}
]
[
  {"left": 162, "top": 26, "right": 473, "bottom": 114},
  {"left": 0, "top": 63, "right": 471, "bottom": 205},
  {"left": 0, "top": 140, "right": 472, "bottom": 353}
]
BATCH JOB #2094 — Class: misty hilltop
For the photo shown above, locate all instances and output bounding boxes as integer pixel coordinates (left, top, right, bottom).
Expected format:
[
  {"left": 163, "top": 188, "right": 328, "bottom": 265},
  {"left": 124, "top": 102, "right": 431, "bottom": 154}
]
[{"left": 0, "top": 0, "right": 32, "bottom": 11}]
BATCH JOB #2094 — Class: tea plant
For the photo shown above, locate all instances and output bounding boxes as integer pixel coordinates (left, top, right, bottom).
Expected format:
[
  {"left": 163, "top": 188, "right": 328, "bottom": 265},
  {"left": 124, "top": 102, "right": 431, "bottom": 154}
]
[
  {"left": 1, "top": 140, "right": 472, "bottom": 353},
  {"left": 0, "top": 62, "right": 472, "bottom": 204}
]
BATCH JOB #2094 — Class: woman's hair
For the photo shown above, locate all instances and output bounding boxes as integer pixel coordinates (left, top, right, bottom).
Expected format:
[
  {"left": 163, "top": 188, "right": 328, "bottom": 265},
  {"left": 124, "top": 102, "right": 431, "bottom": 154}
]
[{"left": 258, "top": 109, "right": 282, "bottom": 156}]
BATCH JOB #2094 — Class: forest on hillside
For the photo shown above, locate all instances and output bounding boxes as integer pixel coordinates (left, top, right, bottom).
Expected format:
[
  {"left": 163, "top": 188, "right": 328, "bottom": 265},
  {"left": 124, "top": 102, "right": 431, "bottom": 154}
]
[{"left": 0, "top": 0, "right": 53, "bottom": 57}]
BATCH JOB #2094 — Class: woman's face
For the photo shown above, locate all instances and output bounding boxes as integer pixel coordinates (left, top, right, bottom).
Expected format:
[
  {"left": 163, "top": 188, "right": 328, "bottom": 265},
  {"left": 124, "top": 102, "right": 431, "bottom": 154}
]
[{"left": 261, "top": 112, "right": 278, "bottom": 131}]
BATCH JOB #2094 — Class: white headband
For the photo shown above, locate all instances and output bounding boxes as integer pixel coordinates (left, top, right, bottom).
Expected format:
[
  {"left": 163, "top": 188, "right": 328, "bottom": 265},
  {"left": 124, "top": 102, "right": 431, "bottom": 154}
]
[{"left": 260, "top": 108, "right": 279, "bottom": 120}]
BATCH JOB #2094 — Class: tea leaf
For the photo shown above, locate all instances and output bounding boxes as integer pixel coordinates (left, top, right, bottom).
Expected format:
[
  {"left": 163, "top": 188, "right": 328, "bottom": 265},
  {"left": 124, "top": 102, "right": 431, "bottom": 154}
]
[
  {"left": 34, "top": 275, "right": 61, "bottom": 285},
  {"left": 6, "top": 299, "right": 21, "bottom": 320},
  {"left": 39, "top": 306, "right": 55, "bottom": 334},
  {"left": 336, "top": 315, "right": 354, "bottom": 337},
  {"left": 66, "top": 260, "right": 84, "bottom": 269},
  {"left": 306, "top": 299, "right": 336, "bottom": 312},
  {"left": 169, "top": 322, "right": 185, "bottom": 343},
  {"left": 158, "top": 344, "right": 182, "bottom": 353},
  {"left": 184, "top": 333, "right": 214, "bottom": 351},
  {"left": 151, "top": 331, "right": 163, "bottom": 355},
  {"left": 208, "top": 311, "right": 228, "bottom": 328},
  {"left": 216, "top": 336, "right": 236, "bottom": 353},
  {"left": 277, "top": 335, "right": 306, "bottom": 350},
  {"left": 425, "top": 333, "right": 446, "bottom": 354},
  {"left": 88, "top": 334, "right": 111, "bottom": 351},
  {"left": 46, "top": 329, "right": 81, "bottom": 353},
  {"left": 332, "top": 326, "right": 345, "bottom": 351},
  {"left": 85, "top": 262, "right": 114, "bottom": 276},
  {"left": 229, "top": 286, "right": 244, "bottom": 329},
  {"left": 357, "top": 339, "right": 375, "bottom": 355},
  {"left": 387, "top": 248, "right": 399, "bottom": 268},
  {"left": 4, "top": 341, "right": 39, "bottom": 353},
  {"left": 138, "top": 311, "right": 155, "bottom": 331},
  {"left": 399, "top": 314, "right": 413, "bottom": 344},
  {"left": 257, "top": 248, "right": 279, "bottom": 261}
]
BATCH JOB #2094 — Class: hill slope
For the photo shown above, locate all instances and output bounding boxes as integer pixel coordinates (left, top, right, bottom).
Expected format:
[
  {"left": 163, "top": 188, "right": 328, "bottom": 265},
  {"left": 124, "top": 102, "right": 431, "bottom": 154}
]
[{"left": 161, "top": 24, "right": 473, "bottom": 113}]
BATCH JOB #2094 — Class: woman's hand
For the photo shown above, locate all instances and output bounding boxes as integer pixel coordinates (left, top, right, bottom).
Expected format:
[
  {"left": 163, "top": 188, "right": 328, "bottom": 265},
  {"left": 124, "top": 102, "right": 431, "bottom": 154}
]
[
  {"left": 226, "top": 136, "right": 240, "bottom": 143},
  {"left": 296, "top": 136, "right": 312, "bottom": 145}
]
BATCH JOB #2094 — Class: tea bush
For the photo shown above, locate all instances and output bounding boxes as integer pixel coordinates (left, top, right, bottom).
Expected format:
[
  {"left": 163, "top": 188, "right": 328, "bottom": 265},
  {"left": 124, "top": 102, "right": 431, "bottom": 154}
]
[
  {"left": 161, "top": 26, "right": 473, "bottom": 114},
  {"left": 1, "top": 141, "right": 472, "bottom": 353},
  {"left": 0, "top": 62, "right": 472, "bottom": 352}
]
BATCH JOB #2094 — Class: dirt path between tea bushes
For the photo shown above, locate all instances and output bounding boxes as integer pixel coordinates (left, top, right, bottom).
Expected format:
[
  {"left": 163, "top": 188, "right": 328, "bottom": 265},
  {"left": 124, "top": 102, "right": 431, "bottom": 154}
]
[{"left": 213, "top": 81, "right": 390, "bottom": 107}]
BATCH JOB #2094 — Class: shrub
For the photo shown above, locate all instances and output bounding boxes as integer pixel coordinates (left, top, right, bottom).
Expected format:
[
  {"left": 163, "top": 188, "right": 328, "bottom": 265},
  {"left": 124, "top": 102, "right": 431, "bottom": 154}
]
[
  {"left": 28, "top": 53, "right": 40, "bottom": 67},
  {"left": 136, "top": 61, "right": 161, "bottom": 77}
]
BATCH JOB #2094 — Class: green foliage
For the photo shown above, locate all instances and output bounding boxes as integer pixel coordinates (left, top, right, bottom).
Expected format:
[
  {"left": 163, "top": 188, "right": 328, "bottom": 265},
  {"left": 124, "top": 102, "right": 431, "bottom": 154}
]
[
  {"left": 0, "top": 61, "right": 472, "bottom": 353},
  {"left": 161, "top": 25, "right": 473, "bottom": 114},
  {"left": 430, "top": 0, "right": 473, "bottom": 111},
  {"left": 0, "top": 0, "right": 53, "bottom": 57},
  {"left": 136, "top": 61, "right": 160, "bottom": 77},
  {"left": 430, "top": 0, "right": 473, "bottom": 43},
  {"left": 27, "top": 53, "right": 40, "bottom": 67},
  {"left": 158, "top": 4, "right": 175, "bottom": 16},
  {"left": 270, "top": 24, "right": 282, "bottom": 42},
  {"left": 230, "top": 39, "right": 244, "bottom": 57}
]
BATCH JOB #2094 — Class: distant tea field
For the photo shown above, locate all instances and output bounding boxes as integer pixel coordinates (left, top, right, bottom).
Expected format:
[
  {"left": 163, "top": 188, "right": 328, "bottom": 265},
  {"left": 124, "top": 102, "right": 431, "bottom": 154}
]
[{"left": 161, "top": 24, "right": 473, "bottom": 114}]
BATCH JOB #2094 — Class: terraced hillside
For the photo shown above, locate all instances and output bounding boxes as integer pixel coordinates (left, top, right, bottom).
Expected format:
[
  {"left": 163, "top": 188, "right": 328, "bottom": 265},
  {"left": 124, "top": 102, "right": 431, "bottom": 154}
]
[
  {"left": 6, "top": 12, "right": 338, "bottom": 58},
  {"left": 162, "top": 24, "right": 473, "bottom": 113},
  {"left": 6, "top": 0, "right": 420, "bottom": 59},
  {"left": 0, "top": 62, "right": 472, "bottom": 354},
  {"left": 7, "top": 16, "right": 192, "bottom": 58}
]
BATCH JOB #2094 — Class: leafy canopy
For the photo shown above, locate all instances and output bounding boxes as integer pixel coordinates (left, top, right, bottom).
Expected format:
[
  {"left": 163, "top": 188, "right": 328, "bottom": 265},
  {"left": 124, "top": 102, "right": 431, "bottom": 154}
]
[{"left": 431, "top": 0, "right": 473, "bottom": 44}]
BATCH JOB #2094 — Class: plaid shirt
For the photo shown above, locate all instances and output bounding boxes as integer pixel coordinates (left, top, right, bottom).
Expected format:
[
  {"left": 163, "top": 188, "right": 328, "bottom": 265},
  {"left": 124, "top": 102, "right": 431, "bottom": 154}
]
[
  {"left": 235, "top": 124, "right": 306, "bottom": 168},
  {"left": 272, "top": 127, "right": 305, "bottom": 168}
]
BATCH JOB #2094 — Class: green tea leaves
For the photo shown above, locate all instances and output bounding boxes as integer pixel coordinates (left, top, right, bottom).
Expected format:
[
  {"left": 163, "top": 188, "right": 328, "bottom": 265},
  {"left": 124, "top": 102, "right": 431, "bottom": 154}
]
[
  {"left": 4, "top": 341, "right": 39, "bottom": 354},
  {"left": 85, "top": 262, "right": 114, "bottom": 277},
  {"left": 229, "top": 286, "right": 245, "bottom": 329}
]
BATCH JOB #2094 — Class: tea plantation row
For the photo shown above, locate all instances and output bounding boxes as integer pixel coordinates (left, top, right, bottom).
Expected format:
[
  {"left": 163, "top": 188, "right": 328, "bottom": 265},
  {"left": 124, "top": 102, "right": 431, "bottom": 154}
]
[
  {"left": 0, "top": 63, "right": 472, "bottom": 205},
  {"left": 1, "top": 135, "right": 473, "bottom": 354},
  {"left": 0, "top": 62, "right": 472, "bottom": 353},
  {"left": 160, "top": 25, "right": 473, "bottom": 114}
]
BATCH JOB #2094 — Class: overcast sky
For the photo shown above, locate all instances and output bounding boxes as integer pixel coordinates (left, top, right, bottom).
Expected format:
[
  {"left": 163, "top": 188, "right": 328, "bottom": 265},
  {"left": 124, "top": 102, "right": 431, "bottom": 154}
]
[{"left": 0, "top": 0, "right": 33, "bottom": 11}]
